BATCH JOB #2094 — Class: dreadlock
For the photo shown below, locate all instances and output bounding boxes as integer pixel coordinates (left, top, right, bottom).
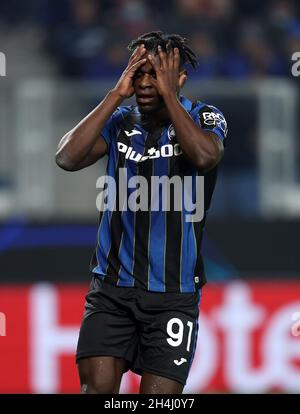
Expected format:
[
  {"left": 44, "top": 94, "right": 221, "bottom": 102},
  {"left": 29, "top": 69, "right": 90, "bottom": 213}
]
[{"left": 128, "top": 30, "right": 198, "bottom": 70}]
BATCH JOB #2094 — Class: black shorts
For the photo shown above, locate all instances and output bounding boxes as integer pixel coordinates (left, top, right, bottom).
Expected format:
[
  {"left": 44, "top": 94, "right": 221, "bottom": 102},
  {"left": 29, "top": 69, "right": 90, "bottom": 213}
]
[{"left": 76, "top": 276, "right": 202, "bottom": 386}]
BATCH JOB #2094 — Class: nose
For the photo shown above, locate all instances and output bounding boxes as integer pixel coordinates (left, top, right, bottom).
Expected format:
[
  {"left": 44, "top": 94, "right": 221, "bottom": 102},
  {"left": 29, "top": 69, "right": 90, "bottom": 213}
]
[{"left": 139, "top": 73, "right": 153, "bottom": 89}]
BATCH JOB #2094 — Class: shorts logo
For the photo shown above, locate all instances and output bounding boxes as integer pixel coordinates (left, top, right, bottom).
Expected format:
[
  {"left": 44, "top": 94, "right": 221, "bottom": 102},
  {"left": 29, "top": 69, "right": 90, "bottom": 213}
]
[{"left": 174, "top": 358, "right": 187, "bottom": 366}]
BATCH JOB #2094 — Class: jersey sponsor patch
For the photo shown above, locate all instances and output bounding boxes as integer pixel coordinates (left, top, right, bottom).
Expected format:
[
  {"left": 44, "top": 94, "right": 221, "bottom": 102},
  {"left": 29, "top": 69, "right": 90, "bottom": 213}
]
[
  {"left": 117, "top": 141, "right": 182, "bottom": 162},
  {"left": 198, "top": 106, "right": 228, "bottom": 138}
]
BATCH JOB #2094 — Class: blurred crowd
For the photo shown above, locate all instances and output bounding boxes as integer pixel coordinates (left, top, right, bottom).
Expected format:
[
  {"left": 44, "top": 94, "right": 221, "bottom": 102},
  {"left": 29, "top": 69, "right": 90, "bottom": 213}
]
[{"left": 1, "top": 0, "right": 300, "bottom": 79}]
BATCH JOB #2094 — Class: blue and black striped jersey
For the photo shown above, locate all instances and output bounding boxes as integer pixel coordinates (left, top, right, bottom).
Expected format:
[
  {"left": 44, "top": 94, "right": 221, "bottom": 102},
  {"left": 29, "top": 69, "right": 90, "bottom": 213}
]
[{"left": 90, "top": 95, "right": 228, "bottom": 293}]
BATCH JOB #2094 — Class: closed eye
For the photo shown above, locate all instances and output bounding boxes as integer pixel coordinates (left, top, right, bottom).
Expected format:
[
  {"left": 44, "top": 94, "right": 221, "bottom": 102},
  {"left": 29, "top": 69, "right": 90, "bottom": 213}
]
[{"left": 134, "top": 71, "right": 156, "bottom": 79}]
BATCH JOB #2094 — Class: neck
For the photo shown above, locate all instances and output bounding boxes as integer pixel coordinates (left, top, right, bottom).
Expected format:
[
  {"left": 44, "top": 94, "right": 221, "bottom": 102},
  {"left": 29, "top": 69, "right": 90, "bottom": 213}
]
[
  {"left": 141, "top": 96, "right": 180, "bottom": 129},
  {"left": 151, "top": 105, "right": 170, "bottom": 120}
]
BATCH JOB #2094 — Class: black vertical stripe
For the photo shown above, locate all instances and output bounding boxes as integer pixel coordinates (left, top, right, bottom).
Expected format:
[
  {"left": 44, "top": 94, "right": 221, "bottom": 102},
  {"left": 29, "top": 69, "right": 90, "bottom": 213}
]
[
  {"left": 105, "top": 211, "right": 123, "bottom": 282},
  {"left": 191, "top": 167, "right": 218, "bottom": 287},
  {"left": 192, "top": 218, "right": 206, "bottom": 286},
  {"left": 164, "top": 154, "right": 182, "bottom": 291},
  {"left": 164, "top": 203, "right": 182, "bottom": 291}
]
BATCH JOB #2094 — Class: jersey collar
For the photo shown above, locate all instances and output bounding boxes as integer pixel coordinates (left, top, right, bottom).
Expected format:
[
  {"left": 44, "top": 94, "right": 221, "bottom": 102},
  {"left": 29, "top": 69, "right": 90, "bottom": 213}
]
[
  {"left": 179, "top": 95, "right": 193, "bottom": 112},
  {"left": 133, "top": 95, "right": 193, "bottom": 115}
]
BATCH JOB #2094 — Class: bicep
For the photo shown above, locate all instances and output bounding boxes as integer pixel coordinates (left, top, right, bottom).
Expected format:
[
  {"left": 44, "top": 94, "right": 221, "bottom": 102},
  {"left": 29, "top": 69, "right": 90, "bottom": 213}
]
[
  {"left": 206, "top": 131, "right": 224, "bottom": 159},
  {"left": 72, "top": 136, "right": 108, "bottom": 170},
  {"left": 194, "top": 130, "right": 224, "bottom": 173}
]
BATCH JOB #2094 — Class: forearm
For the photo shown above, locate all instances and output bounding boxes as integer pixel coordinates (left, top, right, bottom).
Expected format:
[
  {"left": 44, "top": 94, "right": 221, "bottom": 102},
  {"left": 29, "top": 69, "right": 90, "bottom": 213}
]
[
  {"left": 56, "top": 89, "right": 123, "bottom": 169},
  {"left": 164, "top": 94, "right": 223, "bottom": 171}
]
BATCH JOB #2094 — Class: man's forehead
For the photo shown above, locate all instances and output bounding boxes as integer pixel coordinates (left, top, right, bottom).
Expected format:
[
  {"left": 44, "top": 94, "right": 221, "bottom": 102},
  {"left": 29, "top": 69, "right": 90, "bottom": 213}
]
[{"left": 140, "top": 53, "right": 159, "bottom": 71}]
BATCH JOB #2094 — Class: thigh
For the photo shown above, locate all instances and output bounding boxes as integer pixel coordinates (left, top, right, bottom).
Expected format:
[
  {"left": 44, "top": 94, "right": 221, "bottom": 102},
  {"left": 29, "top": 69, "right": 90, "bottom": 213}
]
[
  {"left": 78, "top": 356, "right": 128, "bottom": 394},
  {"left": 76, "top": 277, "right": 138, "bottom": 380},
  {"left": 134, "top": 289, "right": 201, "bottom": 389},
  {"left": 140, "top": 372, "right": 183, "bottom": 394}
]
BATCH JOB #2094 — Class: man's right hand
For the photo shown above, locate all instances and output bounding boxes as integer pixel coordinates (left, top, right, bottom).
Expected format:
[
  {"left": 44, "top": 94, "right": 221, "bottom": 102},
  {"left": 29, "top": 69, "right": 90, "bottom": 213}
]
[
  {"left": 56, "top": 45, "right": 147, "bottom": 172},
  {"left": 112, "top": 44, "right": 147, "bottom": 99}
]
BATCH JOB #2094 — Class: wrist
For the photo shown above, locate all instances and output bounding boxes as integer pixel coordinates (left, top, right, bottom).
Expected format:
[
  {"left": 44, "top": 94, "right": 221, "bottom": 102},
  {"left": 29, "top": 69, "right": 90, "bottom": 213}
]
[
  {"left": 109, "top": 88, "right": 126, "bottom": 103},
  {"left": 162, "top": 91, "right": 180, "bottom": 104}
]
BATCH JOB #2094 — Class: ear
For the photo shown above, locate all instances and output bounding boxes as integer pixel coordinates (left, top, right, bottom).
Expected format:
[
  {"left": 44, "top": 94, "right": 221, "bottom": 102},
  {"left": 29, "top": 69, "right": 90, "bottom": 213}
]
[{"left": 178, "top": 69, "right": 188, "bottom": 89}]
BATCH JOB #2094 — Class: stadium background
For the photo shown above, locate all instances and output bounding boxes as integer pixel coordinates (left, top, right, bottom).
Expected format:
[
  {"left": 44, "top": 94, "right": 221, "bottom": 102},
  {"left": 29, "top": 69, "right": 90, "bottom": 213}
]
[{"left": 0, "top": 0, "right": 300, "bottom": 393}]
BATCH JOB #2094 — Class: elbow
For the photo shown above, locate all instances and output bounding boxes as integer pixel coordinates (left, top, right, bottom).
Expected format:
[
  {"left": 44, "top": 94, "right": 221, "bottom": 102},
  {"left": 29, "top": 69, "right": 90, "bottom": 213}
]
[
  {"left": 193, "top": 151, "right": 223, "bottom": 173},
  {"left": 55, "top": 151, "right": 77, "bottom": 171},
  {"left": 192, "top": 131, "right": 224, "bottom": 172},
  {"left": 55, "top": 131, "right": 79, "bottom": 171}
]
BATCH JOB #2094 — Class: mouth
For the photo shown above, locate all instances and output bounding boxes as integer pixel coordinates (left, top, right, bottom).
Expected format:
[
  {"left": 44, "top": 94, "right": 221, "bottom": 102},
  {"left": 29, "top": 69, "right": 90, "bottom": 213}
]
[{"left": 136, "top": 95, "right": 155, "bottom": 104}]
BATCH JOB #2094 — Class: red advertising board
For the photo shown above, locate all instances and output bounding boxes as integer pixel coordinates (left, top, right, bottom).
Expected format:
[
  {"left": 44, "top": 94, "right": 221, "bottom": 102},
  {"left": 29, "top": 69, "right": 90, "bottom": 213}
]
[{"left": 0, "top": 282, "right": 300, "bottom": 393}]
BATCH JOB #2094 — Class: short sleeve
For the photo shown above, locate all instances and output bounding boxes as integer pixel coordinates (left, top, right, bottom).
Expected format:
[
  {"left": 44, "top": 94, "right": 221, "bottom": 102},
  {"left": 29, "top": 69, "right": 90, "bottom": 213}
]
[
  {"left": 197, "top": 104, "right": 228, "bottom": 146},
  {"left": 101, "top": 113, "right": 115, "bottom": 150}
]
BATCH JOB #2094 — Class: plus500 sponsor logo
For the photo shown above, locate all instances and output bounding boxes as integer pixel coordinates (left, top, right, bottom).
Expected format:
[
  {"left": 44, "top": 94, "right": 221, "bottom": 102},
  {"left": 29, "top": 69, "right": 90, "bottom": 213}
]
[{"left": 117, "top": 142, "right": 182, "bottom": 162}]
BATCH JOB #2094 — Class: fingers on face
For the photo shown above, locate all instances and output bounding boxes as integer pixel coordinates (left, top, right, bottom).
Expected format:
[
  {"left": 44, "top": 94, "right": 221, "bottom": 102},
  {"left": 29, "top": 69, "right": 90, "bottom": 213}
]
[
  {"left": 179, "top": 71, "right": 187, "bottom": 88},
  {"left": 129, "top": 57, "right": 147, "bottom": 72},
  {"left": 148, "top": 53, "right": 159, "bottom": 71},
  {"left": 166, "top": 42, "right": 174, "bottom": 68},
  {"left": 173, "top": 48, "right": 180, "bottom": 70},
  {"left": 157, "top": 45, "right": 167, "bottom": 70},
  {"left": 130, "top": 44, "right": 146, "bottom": 63},
  {"left": 156, "top": 45, "right": 180, "bottom": 70}
]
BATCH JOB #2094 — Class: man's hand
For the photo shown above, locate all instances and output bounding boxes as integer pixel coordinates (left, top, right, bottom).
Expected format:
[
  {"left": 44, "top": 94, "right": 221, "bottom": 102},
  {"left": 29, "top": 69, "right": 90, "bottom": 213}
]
[
  {"left": 113, "top": 44, "right": 147, "bottom": 99},
  {"left": 148, "top": 46, "right": 187, "bottom": 99}
]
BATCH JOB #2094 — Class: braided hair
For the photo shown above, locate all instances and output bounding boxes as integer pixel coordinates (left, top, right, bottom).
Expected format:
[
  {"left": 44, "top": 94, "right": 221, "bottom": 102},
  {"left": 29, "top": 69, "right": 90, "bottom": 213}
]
[{"left": 128, "top": 30, "right": 198, "bottom": 70}]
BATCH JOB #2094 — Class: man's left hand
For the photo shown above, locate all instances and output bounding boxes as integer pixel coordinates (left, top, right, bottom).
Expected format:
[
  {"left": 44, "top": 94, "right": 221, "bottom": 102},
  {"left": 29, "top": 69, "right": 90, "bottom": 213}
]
[{"left": 148, "top": 46, "right": 187, "bottom": 99}]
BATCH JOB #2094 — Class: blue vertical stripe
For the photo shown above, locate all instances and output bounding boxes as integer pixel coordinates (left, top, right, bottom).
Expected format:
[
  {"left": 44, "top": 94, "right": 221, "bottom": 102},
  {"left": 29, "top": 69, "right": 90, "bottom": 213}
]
[
  {"left": 117, "top": 160, "right": 137, "bottom": 286},
  {"left": 148, "top": 155, "right": 168, "bottom": 291},
  {"left": 93, "top": 210, "right": 111, "bottom": 276},
  {"left": 93, "top": 135, "right": 119, "bottom": 276}
]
